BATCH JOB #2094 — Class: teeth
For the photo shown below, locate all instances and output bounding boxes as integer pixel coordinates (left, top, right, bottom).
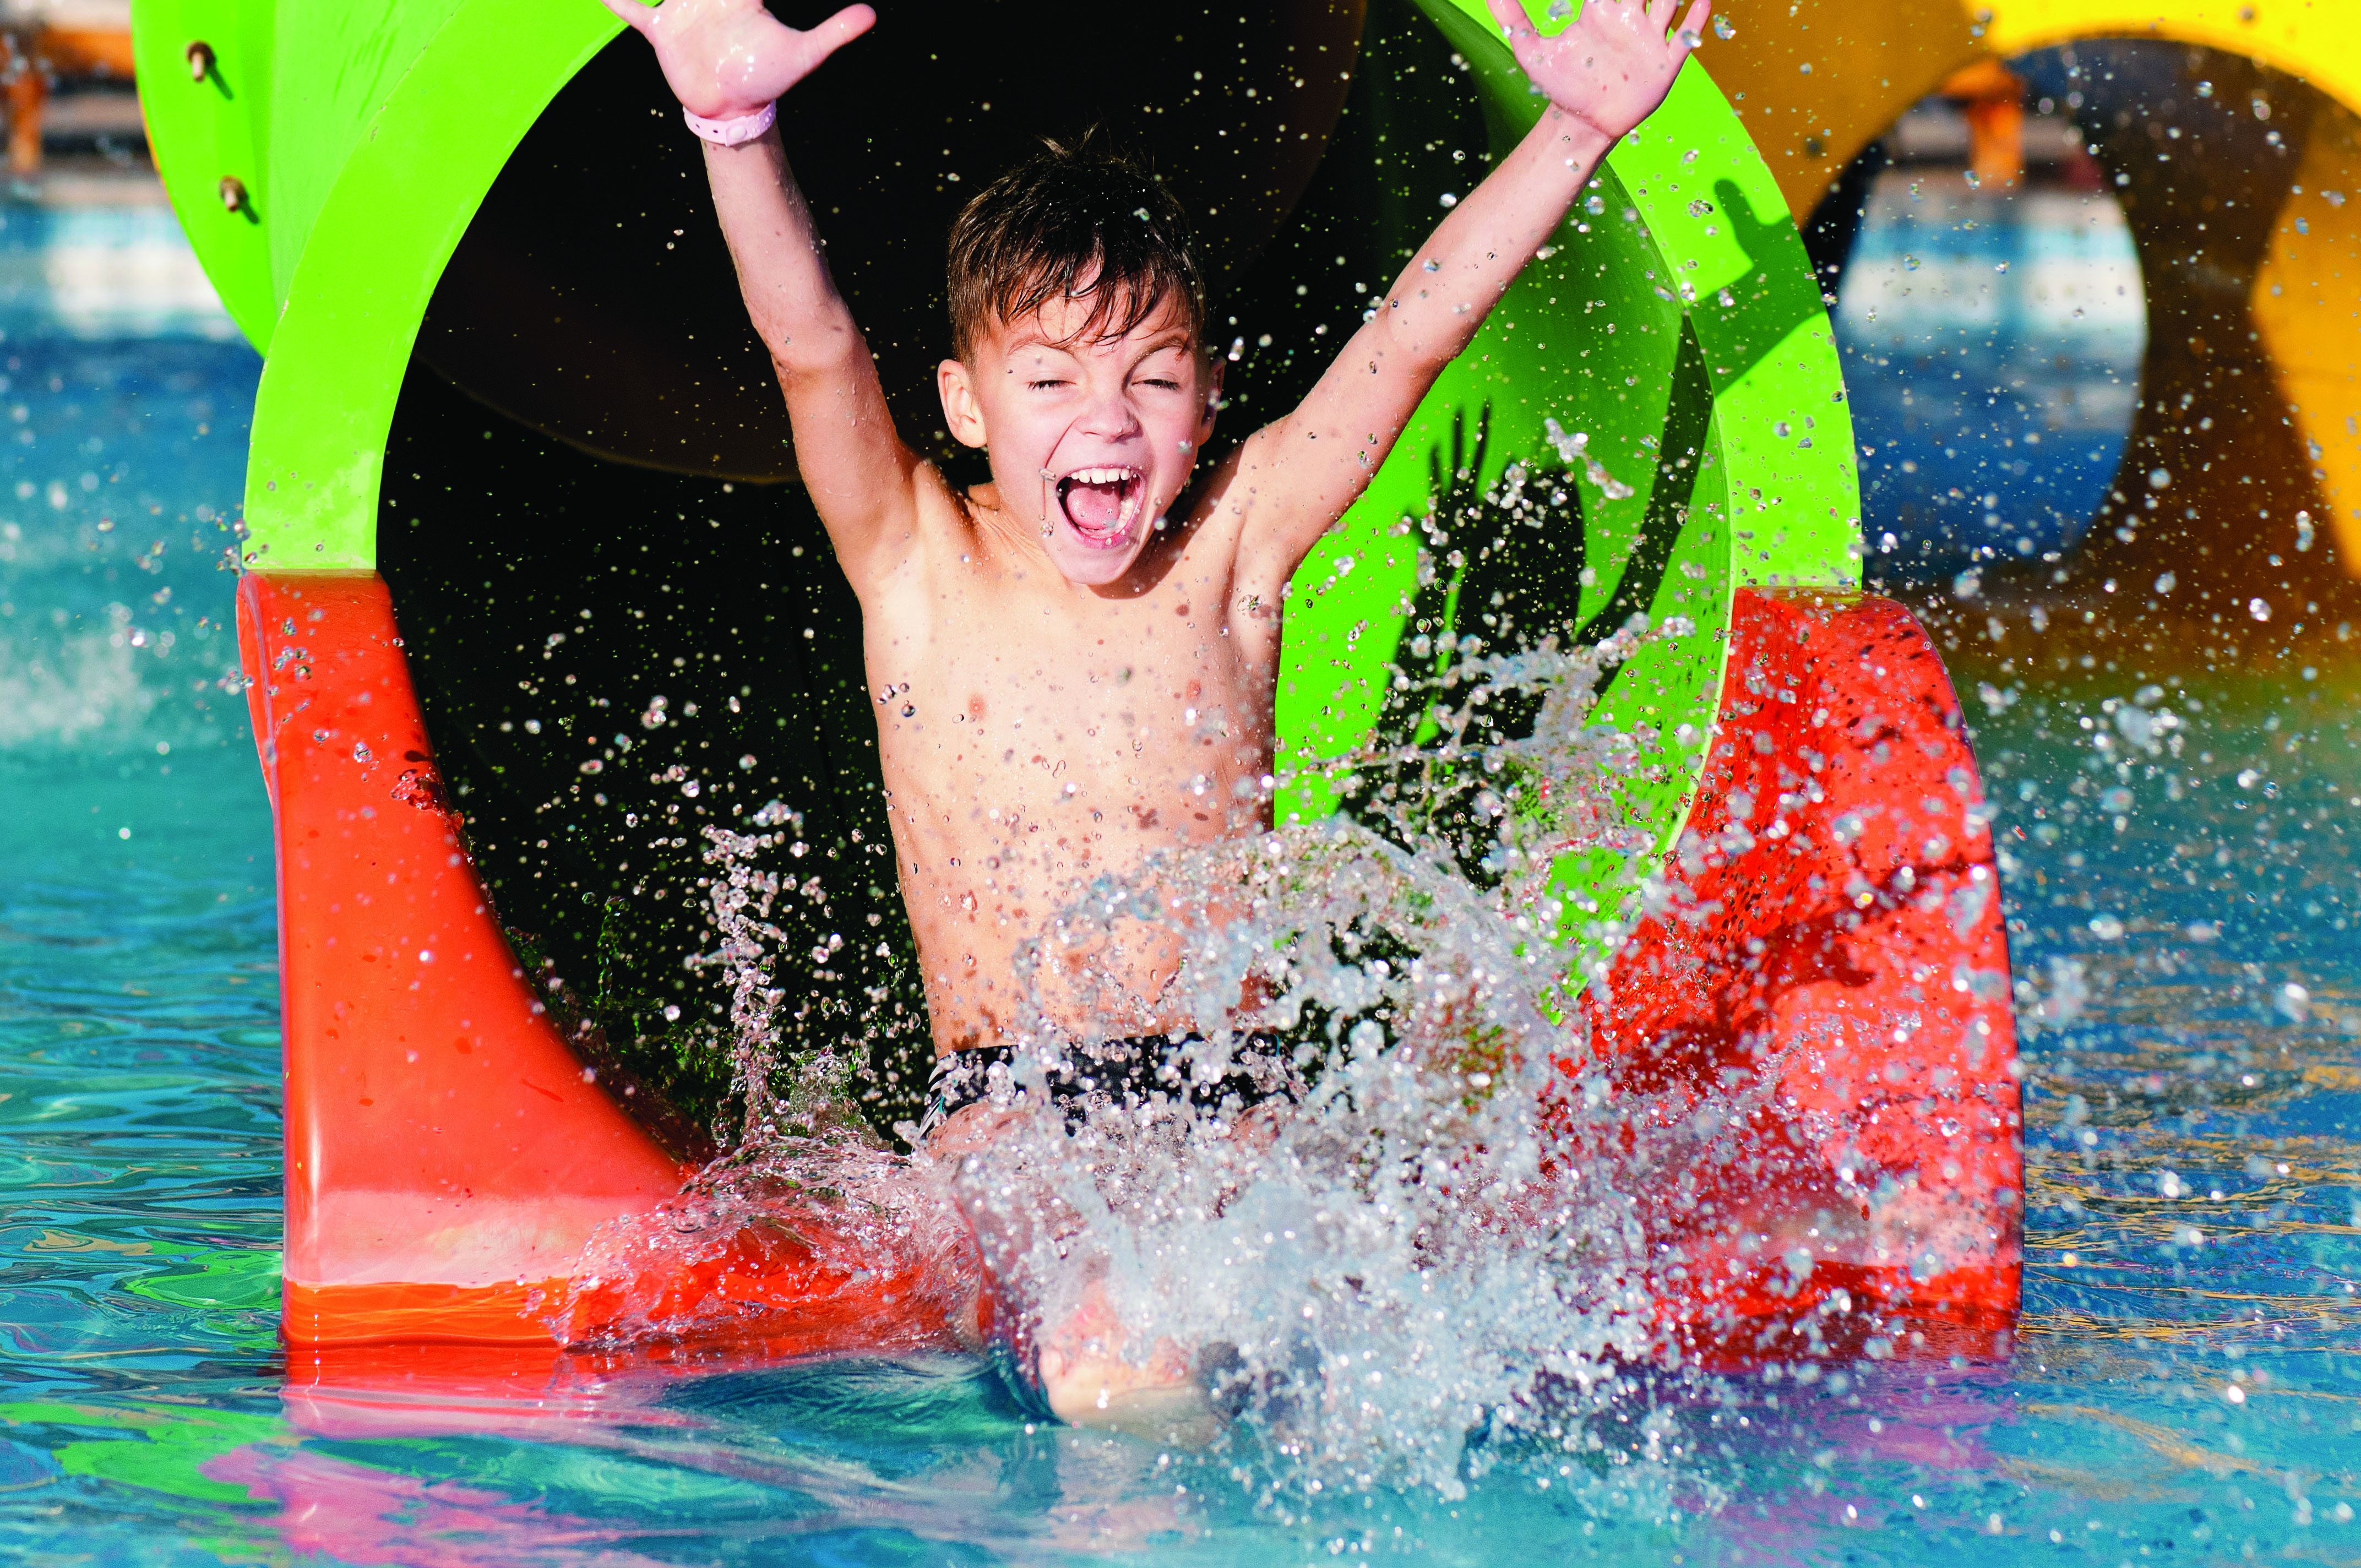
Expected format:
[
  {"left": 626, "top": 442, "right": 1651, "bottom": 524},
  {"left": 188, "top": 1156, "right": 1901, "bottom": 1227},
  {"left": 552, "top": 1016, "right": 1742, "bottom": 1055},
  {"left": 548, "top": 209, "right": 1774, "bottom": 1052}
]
[{"left": 1066, "top": 466, "right": 1139, "bottom": 485}]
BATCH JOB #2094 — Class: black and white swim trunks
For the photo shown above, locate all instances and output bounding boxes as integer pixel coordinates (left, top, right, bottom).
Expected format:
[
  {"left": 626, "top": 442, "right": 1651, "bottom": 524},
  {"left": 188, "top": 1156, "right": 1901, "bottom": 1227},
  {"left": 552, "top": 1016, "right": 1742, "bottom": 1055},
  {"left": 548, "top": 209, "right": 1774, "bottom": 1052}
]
[{"left": 919, "top": 1032, "right": 1297, "bottom": 1140}]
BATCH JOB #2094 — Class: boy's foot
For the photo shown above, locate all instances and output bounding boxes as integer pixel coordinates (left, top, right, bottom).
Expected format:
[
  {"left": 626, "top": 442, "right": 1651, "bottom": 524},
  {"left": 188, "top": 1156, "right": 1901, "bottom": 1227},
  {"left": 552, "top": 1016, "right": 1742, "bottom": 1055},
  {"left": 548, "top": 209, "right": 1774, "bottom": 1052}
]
[{"left": 1035, "top": 1284, "right": 1223, "bottom": 1446}]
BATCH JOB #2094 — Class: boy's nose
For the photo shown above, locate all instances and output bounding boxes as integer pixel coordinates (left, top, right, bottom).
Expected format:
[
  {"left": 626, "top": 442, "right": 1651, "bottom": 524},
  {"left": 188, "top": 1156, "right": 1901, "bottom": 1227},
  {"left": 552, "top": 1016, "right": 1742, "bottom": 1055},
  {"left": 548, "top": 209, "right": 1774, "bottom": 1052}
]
[{"left": 1075, "top": 387, "right": 1143, "bottom": 439}]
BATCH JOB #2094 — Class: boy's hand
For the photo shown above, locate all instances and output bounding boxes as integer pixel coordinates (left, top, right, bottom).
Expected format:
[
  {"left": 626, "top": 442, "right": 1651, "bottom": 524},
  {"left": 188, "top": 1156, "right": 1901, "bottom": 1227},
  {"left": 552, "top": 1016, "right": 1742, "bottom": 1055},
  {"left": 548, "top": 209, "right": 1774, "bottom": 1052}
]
[
  {"left": 597, "top": 0, "right": 874, "bottom": 120},
  {"left": 1482, "top": 0, "right": 1709, "bottom": 145},
  {"left": 1228, "top": 0, "right": 1709, "bottom": 601}
]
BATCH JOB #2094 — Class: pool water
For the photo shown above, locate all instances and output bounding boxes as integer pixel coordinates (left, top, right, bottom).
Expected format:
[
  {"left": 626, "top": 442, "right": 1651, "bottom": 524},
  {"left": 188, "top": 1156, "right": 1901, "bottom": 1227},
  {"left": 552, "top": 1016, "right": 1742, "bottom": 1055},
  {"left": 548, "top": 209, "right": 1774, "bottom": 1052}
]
[{"left": 3, "top": 202, "right": 2358, "bottom": 1565}]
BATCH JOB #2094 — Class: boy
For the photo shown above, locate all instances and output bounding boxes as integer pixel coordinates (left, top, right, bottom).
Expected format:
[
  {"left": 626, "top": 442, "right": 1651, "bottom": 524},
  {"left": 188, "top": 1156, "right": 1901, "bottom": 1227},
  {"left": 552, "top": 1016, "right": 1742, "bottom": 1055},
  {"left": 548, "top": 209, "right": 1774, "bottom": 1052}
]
[{"left": 601, "top": 0, "right": 1706, "bottom": 1427}]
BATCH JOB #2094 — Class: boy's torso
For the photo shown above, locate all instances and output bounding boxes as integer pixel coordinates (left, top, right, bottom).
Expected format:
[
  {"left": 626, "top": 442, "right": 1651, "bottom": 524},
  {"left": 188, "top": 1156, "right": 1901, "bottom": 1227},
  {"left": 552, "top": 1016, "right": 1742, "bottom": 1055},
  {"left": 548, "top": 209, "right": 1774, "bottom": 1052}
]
[{"left": 859, "top": 457, "right": 1285, "bottom": 1054}]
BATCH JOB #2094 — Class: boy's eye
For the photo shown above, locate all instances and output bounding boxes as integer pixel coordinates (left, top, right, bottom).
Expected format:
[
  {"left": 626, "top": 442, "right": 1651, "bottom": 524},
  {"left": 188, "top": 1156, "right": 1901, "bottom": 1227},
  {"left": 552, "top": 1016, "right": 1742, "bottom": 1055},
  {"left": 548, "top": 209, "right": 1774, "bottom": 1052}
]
[
  {"left": 1136, "top": 377, "right": 1183, "bottom": 391},
  {"left": 1026, "top": 378, "right": 1069, "bottom": 391}
]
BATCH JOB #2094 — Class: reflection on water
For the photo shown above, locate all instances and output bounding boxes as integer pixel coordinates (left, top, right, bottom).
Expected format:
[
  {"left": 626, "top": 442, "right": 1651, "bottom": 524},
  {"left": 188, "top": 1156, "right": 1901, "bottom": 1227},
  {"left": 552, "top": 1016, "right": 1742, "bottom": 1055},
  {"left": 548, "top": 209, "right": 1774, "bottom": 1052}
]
[{"left": 1, "top": 174, "right": 2357, "bottom": 1564}]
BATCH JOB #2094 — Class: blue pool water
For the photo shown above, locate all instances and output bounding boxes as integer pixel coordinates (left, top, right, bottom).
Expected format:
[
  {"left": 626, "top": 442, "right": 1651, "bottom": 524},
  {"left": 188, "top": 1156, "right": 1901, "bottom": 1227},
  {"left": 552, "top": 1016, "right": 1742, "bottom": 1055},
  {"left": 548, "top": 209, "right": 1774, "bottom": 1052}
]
[{"left": 3, "top": 198, "right": 2358, "bottom": 1564}]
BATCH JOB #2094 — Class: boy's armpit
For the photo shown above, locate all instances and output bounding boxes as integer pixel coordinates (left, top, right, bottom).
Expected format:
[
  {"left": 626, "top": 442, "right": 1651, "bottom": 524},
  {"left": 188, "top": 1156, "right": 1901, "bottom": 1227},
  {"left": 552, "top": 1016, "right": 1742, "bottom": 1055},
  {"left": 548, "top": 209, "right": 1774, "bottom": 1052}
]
[{"left": 1226, "top": 385, "right": 1402, "bottom": 594}]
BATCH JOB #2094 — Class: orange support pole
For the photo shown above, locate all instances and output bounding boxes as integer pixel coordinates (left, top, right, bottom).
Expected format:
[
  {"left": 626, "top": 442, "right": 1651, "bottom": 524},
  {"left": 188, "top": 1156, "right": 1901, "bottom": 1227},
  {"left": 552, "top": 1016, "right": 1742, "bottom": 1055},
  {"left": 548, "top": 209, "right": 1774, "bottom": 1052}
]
[{"left": 1582, "top": 588, "right": 2022, "bottom": 1361}]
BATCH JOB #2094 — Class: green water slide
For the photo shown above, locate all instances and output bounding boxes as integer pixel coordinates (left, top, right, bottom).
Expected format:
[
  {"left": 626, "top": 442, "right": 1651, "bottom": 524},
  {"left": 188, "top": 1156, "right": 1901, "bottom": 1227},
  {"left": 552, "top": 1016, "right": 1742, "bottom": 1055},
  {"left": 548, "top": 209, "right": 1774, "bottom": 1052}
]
[{"left": 133, "top": 0, "right": 1859, "bottom": 1123}]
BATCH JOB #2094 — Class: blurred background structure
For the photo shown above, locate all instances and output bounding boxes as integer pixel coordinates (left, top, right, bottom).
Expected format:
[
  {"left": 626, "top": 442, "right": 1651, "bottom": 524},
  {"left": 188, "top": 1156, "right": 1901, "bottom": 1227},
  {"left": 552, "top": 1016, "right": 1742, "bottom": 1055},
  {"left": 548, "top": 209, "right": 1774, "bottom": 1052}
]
[
  {"left": 1704, "top": 0, "right": 2361, "bottom": 667},
  {"left": 0, "top": 0, "right": 141, "bottom": 180}
]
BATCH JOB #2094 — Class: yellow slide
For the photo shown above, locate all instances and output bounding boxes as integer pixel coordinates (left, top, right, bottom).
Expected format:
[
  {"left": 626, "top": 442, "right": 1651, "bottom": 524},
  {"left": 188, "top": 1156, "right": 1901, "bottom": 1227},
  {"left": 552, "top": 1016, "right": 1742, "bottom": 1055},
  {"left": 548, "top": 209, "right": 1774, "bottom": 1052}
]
[{"left": 1709, "top": 0, "right": 2361, "bottom": 571}]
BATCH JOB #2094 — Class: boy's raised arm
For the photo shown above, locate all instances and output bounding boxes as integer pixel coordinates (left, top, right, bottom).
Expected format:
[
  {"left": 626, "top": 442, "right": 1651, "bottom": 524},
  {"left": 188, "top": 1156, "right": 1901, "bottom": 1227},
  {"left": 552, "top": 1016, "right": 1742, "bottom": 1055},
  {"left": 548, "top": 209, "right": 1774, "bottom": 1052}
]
[
  {"left": 601, "top": 0, "right": 921, "bottom": 591},
  {"left": 1233, "top": 0, "right": 1707, "bottom": 591}
]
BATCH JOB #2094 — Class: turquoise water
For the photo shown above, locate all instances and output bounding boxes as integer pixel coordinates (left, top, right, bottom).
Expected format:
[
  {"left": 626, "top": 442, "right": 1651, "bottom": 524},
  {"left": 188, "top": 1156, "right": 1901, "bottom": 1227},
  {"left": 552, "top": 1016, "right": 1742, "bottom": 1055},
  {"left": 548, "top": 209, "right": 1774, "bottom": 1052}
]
[{"left": 4, "top": 204, "right": 2359, "bottom": 1564}]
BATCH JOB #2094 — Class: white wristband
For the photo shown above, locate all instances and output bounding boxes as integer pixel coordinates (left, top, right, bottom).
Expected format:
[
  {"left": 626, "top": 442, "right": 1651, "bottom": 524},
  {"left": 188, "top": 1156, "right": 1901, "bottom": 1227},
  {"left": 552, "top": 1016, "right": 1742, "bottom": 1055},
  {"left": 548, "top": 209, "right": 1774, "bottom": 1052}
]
[{"left": 682, "top": 101, "right": 775, "bottom": 146}]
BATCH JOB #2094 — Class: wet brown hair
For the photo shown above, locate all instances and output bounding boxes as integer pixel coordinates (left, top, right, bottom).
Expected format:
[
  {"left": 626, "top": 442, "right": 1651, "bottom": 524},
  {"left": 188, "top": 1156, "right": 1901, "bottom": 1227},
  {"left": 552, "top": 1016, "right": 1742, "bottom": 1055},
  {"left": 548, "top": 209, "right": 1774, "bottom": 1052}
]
[{"left": 945, "top": 134, "right": 1206, "bottom": 363}]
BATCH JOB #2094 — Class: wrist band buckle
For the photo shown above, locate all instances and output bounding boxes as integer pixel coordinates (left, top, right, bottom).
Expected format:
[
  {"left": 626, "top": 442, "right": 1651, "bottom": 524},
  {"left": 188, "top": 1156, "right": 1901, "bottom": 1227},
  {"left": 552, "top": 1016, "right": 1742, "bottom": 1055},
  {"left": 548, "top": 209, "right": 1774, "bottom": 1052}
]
[{"left": 683, "top": 101, "right": 775, "bottom": 147}]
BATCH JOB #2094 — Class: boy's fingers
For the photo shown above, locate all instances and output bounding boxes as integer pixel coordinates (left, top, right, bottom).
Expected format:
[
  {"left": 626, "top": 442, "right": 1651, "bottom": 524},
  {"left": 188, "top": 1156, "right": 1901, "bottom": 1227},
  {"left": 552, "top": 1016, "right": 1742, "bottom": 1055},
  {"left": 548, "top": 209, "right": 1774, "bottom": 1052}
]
[
  {"left": 592, "top": 0, "right": 653, "bottom": 34},
  {"left": 807, "top": 2, "right": 876, "bottom": 57},
  {"left": 1677, "top": 0, "right": 1711, "bottom": 43},
  {"left": 1480, "top": 0, "right": 1530, "bottom": 42}
]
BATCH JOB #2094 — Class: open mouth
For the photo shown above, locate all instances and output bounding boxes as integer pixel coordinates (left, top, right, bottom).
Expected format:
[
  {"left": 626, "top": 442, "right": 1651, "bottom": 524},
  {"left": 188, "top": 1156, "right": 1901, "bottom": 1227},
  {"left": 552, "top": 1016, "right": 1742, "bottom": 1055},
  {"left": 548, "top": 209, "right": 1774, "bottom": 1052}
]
[{"left": 1054, "top": 466, "right": 1145, "bottom": 549}]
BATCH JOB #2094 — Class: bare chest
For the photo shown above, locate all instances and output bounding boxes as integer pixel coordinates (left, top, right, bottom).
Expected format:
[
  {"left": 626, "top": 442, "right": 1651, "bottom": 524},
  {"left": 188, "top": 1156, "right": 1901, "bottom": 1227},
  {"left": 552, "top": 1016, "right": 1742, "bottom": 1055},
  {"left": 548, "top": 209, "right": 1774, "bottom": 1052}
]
[{"left": 862, "top": 550, "right": 1280, "bottom": 870}]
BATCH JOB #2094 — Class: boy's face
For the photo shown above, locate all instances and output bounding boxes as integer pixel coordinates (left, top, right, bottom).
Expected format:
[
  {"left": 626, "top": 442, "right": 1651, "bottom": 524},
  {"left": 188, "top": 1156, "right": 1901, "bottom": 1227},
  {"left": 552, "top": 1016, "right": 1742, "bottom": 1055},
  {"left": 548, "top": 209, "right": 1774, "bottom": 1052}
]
[{"left": 938, "top": 287, "right": 1220, "bottom": 587}]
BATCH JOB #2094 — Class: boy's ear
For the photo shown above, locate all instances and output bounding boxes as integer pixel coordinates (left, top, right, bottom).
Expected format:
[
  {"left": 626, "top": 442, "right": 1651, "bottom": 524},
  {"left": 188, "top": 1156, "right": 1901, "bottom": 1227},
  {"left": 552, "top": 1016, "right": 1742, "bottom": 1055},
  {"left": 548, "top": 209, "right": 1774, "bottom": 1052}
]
[{"left": 937, "top": 359, "right": 989, "bottom": 449}]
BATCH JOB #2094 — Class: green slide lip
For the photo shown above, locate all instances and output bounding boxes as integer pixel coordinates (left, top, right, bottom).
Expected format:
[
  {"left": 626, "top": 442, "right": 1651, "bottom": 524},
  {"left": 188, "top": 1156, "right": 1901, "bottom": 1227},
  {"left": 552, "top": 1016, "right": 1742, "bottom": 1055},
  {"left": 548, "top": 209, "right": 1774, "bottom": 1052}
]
[
  {"left": 136, "top": 0, "right": 1858, "bottom": 963},
  {"left": 1279, "top": 0, "right": 1859, "bottom": 954},
  {"left": 137, "top": 0, "right": 620, "bottom": 568}
]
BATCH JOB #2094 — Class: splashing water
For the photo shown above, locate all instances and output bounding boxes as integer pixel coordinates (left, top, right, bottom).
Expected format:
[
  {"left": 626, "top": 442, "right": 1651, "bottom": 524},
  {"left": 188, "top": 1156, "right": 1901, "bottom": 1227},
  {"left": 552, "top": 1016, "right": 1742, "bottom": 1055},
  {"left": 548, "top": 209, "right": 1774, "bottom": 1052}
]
[
  {"left": 1543, "top": 417, "right": 1638, "bottom": 502},
  {"left": 543, "top": 596, "right": 1733, "bottom": 1498},
  {"left": 915, "top": 617, "right": 1734, "bottom": 1499},
  {"left": 526, "top": 433, "right": 1923, "bottom": 1509},
  {"left": 695, "top": 800, "right": 850, "bottom": 1147},
  {"left": 545, "top": 803, "right": 983, "bottom": 1352}
]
